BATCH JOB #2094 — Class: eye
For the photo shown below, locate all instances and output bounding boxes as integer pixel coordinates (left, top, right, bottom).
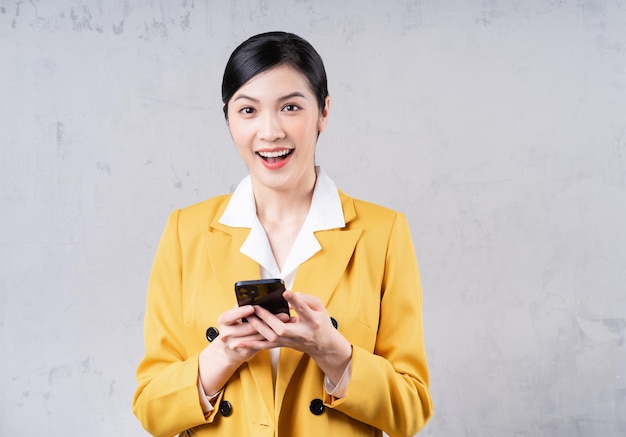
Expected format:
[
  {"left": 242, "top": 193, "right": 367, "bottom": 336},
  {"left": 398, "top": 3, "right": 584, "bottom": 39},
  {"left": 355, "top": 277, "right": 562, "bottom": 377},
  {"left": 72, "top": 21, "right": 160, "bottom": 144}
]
[
  {"left": 282, "top": 104, "right": 300, "bottom": 112},
  {"left": 239, "top": 107, "right": 255, "bottom": 115}
]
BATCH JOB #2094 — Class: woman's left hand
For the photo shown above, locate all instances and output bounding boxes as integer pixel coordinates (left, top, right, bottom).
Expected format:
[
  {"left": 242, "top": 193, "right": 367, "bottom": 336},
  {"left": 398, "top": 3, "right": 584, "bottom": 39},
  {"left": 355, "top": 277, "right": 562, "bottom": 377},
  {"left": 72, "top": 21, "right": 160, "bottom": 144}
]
[{"left": 246, "top": 291, "right": 352, "bottom": 385}]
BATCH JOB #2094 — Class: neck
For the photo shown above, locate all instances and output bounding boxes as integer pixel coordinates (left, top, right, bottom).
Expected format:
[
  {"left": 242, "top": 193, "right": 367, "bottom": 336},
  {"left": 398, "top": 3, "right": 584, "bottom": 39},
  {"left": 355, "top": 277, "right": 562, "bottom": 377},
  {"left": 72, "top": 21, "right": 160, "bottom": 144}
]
[{"left": 252, "top": 168, "right": 317, "bottom": 226}]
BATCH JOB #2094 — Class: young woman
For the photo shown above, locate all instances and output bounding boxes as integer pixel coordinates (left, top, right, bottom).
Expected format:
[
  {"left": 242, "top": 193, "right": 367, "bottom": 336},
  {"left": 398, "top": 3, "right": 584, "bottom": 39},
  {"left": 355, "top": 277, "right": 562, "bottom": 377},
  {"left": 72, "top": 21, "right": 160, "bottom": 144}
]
[{"left": 133, "top": 31, "right": 433, "bottom": 437}]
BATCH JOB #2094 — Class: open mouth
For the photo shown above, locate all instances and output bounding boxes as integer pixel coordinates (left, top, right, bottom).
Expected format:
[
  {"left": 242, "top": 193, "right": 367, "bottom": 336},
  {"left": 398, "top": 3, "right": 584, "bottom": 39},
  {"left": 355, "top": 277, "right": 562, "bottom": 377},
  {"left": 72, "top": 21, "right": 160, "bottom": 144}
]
[{"left": 256, "top": 149, "right": 293, "bottom": 163}]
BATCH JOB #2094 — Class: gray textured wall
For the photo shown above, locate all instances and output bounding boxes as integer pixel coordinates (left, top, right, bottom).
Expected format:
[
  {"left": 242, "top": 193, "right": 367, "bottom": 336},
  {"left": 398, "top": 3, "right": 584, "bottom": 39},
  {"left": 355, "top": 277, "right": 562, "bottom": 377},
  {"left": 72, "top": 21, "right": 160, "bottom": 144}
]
[{"left": 1, "top": 1, "right": 625, "bottom": 436}]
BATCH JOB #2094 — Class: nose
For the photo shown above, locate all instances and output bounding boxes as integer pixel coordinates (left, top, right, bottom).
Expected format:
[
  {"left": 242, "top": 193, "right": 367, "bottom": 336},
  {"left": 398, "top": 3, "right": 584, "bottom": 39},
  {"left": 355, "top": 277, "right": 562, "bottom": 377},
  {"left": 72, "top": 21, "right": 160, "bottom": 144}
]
[{"left": 257, "top": 112, "right": 285, "bottom": 142}]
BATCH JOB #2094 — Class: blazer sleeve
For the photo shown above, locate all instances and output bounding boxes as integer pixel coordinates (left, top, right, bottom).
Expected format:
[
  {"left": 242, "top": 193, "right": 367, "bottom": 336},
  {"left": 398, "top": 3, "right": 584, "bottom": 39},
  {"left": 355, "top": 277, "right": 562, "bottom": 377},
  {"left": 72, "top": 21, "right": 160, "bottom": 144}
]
[
  {"left": 325, "top": 212, "right": 434, "bottom": 437},
  {"left": 132, "top": 210, "right": 210, "bottom": 437}
]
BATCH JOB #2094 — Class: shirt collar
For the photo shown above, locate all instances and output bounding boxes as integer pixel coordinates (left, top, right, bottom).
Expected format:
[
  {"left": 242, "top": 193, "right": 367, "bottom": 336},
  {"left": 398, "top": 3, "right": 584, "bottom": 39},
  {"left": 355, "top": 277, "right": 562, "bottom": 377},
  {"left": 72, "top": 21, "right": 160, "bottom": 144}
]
[
  {"left": 219, "top": 167, "right": 345, "bottom": 231},
  {"left": 218, "top": 167, "right": 345, "bottom": 277}
]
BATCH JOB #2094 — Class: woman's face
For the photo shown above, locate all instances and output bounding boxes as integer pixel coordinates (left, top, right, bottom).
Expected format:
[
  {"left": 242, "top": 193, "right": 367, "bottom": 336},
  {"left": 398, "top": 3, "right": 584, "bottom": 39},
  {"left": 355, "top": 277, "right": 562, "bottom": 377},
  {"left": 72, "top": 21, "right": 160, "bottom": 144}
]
[{"left": 226, "top": 64, "right": 329, "bottom": 194}]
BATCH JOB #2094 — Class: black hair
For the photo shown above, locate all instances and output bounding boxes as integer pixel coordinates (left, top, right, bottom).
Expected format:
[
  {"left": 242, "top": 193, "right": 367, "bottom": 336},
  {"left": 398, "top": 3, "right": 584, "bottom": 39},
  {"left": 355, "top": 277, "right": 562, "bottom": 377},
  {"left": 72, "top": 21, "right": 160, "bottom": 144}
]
[{"left": 221, "top": 31, "right": 328, "bottom": 119}]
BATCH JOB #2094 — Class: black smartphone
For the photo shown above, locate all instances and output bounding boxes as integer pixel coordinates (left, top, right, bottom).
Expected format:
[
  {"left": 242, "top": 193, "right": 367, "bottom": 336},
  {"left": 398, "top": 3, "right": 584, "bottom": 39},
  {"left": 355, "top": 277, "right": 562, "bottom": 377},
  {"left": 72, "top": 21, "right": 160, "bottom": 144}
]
[{"left": 234, "top": 278, "right": 290, "bottom": 317}]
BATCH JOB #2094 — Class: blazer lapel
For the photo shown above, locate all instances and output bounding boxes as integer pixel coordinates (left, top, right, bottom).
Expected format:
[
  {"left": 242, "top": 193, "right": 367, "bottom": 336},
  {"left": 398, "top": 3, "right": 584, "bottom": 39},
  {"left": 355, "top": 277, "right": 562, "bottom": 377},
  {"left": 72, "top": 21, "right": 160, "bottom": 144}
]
[
  {"left": 203, "top": 225, "right": 259, "bottom": 307},
  {"left": 291, "top": 190, "right": 360, "bottom": 306}
]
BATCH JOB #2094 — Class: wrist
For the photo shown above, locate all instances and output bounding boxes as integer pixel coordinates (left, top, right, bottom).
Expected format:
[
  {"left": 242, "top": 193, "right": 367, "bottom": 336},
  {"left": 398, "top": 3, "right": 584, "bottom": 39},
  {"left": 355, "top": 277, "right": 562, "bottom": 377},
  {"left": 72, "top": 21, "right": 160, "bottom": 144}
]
[
  {"left": 311, "top": 334, "right": 352, "bottom": 385},
  {"left": 198, "top": 340, "right": 242, "bottom": 395}
]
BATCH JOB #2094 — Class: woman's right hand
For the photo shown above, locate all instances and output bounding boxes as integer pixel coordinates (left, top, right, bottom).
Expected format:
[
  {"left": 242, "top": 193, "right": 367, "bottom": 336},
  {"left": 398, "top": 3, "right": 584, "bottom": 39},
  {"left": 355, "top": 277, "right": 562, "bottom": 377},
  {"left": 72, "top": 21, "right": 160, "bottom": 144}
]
[
  {"left": 213, "top": 304, "right": 271, "bottom": 362},
  {"left": 198, "top": 304, "right": 287, "bottom": 397}
]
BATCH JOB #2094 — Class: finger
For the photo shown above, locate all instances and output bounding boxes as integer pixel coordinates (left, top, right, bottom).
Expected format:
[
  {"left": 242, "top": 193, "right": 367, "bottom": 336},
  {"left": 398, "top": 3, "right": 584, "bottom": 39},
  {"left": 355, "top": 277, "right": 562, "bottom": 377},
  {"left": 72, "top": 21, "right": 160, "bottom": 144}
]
[
  {"left": 248, "top": 309, "right": 289, "bottom": 341},
  {"left": 252, "top": 305, "right": 281, "bottom": 323},
  {"left": 223, "top": 319, "right": 262, "bottom": 338},
  {"left": 240, "top": 338, "right": 283, "bottom": 351},
  {"left": 229, "top": 333, "right": 267, "bottom": 347},
  {"left": 253, "top": 306, "right": 292, "bottom": 330},
  {"left": 276, "top": 312, "right": 291, "bottom": 323},
  {"left": 247, "top": 309, "right": 277, "bottom": 334},
  {"left": 283, "top": 292, "right": 323, "bottom": 319},
  {"left": 284, "top": 291, "right": 323, "bottom": 309},
  {"left": 220, "top": 305, "right": 256, "bottom": 325}
]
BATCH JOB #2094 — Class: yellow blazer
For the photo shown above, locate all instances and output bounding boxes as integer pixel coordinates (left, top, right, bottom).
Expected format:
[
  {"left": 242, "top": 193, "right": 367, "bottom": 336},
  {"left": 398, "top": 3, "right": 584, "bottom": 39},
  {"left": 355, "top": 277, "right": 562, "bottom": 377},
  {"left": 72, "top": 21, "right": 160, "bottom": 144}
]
[{"left": 133, "top": 191, "right": 433, "bottom": 437}]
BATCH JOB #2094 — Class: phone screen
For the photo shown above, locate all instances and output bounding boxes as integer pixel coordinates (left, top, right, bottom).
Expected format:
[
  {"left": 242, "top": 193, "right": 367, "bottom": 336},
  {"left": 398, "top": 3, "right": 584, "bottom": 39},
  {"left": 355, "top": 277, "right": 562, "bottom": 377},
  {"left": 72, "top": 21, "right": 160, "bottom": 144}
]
[{"left": 234, "top": 279, "right": 289, "bottom": 317}]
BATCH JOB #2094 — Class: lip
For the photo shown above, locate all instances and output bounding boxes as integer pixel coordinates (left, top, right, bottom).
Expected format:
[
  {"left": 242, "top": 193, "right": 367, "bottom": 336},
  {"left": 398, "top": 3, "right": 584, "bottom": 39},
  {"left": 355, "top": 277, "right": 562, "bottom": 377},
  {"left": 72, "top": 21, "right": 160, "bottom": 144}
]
[{"left": 256, "top": 148, "right": 293, "bottom": 170}]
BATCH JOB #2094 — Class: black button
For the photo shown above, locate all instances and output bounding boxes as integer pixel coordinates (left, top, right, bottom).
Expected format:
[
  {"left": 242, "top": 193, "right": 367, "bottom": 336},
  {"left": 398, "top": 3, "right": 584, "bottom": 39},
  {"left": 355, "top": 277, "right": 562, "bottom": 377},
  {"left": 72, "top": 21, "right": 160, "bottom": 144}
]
[
  {"left": 219, "top": 400, "right": 232, "bottom": 417},
  {"left": 309, "top": 398, "right": 325, "bottom": 415},
  {"left": 206, "top": 327, "right": 219, "bottom": 342},
  {"left": 330, "top": 317, "right": 338, "bottom": 329}
]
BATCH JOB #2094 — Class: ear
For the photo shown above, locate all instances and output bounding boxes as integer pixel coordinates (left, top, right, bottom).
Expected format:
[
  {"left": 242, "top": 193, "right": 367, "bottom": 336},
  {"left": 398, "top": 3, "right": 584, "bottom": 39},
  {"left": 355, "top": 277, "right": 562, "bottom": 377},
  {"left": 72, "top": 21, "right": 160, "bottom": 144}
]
[
  {"left": 223, "top": 102, "right": 229, "bottom": 123},
  {"left": 318, "top": 96, "right": 331, "bottom": 132}
]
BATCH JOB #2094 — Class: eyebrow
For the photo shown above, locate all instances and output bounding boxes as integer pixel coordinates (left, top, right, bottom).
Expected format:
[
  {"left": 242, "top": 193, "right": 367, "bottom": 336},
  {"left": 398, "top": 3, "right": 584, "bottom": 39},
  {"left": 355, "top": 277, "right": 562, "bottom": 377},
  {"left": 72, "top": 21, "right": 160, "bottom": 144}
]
[{"left": 233, "top": 91, "right": 308, "bottom": 103}]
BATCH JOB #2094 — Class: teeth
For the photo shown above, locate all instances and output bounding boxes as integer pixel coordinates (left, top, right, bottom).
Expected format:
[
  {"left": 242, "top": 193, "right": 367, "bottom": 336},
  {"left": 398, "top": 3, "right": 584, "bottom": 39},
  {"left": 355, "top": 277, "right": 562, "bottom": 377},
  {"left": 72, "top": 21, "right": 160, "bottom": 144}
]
[{"left": 258, "top": 149, "right": 291, "bottom": 158}]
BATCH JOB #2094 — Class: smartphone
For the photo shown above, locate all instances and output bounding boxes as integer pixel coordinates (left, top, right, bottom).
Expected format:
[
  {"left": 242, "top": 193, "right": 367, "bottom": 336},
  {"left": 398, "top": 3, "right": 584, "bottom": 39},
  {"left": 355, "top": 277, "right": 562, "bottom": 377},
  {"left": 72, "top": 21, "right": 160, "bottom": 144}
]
[{"left": 234, "top": 278, "right": 290, "bottom": 317}]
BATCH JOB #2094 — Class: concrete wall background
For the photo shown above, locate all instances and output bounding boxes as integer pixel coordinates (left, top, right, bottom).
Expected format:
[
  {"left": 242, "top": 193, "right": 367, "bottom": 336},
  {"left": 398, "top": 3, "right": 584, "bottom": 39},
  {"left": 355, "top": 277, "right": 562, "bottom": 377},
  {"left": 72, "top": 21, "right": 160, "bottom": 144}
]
[{"left": 1, "top": 1, "right": 625, "bottom": 436}]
